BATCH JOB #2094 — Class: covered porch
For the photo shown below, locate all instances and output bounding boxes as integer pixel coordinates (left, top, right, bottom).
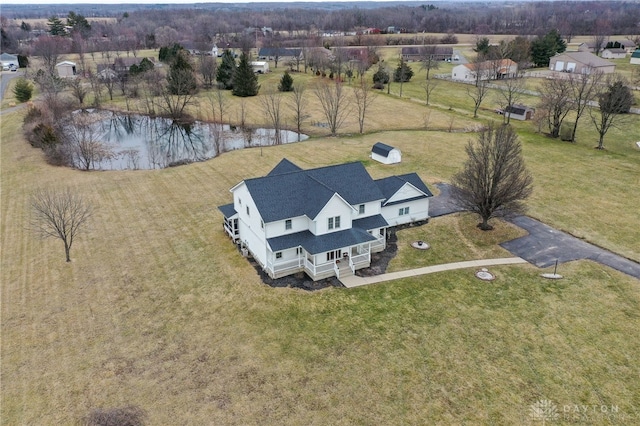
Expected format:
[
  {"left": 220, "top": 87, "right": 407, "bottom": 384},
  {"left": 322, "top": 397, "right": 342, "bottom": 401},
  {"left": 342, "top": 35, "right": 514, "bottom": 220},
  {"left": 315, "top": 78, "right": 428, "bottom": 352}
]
[
  {"left": 218, "top": 203, "right": 239, "bottom": 242},
  {"left": 266, "top": 228, "right": 386, "bottom": 280}
]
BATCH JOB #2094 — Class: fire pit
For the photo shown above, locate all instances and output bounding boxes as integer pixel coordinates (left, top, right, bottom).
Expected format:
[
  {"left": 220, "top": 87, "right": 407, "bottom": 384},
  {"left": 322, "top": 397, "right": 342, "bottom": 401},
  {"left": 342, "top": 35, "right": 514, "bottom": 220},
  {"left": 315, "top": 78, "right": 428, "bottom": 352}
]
[{"left": 411, "top": 240, "right": 430, "bottom": 250}]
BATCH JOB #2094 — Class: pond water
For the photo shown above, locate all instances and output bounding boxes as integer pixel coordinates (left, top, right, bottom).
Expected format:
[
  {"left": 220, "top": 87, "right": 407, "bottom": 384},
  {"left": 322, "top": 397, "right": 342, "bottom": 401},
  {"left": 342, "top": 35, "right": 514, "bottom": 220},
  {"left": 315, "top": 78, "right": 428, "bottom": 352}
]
[{"left": 66, "top": 110, "right": 308, "bottom": 170}]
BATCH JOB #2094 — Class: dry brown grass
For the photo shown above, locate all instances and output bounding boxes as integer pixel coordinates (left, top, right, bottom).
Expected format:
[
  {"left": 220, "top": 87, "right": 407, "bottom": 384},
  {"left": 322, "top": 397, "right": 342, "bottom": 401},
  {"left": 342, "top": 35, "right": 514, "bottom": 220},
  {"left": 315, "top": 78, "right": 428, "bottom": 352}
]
[{"left": 2, "top": 57, "right": 640, "bottom": 424}]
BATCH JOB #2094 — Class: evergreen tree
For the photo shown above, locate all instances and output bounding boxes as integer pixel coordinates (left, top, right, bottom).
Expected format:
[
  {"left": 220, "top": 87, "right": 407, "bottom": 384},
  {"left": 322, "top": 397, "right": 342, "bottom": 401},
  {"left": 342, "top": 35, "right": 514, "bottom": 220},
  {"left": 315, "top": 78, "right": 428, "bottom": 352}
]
[
  {"left": 233, "top": 52, "right": 260, "bottom": 97},
  {"left": 47, "top": 16, "right": 66, "bottom": 36},
  {"left": 372, "top": 63, "right": 389, "bottom": 89},
  {"left": 167, "top": 51, "right": 197, "bottom": 96},
  {"left": 159, "top": 43, "right": 184, "bottom": 63},
  {"left": 216, "top": 50, "right": 236, "bottom": 90},
  {"left": 278, "top": 71, "right": 294, "bottom": 92},
  {"left": 20, "top": 21, "right": 32, "bottom": 31},
  {"left": 67, "top": 12, "right": 91, "bottom": 38},
  {"left": 13, "top": 78, "right": 33, "bottom": 103},
  {"left": 393, "top": 60, "right": 413, "bottom": 83},
  {"left": 599, "top": 80, "right": 634, "bottom": 114},
  {"left": 474, "top": 37, "right": 491, "bottom": 56},
  {"left": 530, "top": 29, "right": 567, "bottom": 67},
  {"left": 129, "top": 58, "right": 154, "bottom": 76}
]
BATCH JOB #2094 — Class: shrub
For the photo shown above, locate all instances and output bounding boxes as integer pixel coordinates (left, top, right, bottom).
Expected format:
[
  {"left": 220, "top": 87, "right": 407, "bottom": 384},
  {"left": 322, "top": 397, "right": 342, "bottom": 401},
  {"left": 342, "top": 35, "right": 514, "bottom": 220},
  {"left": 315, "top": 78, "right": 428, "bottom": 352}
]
[
  {"left": 13, "top": 78, "right": 33, "bottom": 102},
  {"left": 278, "top": 71, "right": 294, "bottom": 92}
]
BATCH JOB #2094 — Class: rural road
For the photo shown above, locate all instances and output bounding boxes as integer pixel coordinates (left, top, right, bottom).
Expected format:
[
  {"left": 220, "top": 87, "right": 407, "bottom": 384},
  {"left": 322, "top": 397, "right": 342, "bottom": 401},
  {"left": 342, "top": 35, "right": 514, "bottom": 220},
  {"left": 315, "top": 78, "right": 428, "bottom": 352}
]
[
  {"left": 0, "top": 70, "right": 27, "bottom": 116},
  {"left": 430, "top": 183, "right": 640, "bottom": 279}
]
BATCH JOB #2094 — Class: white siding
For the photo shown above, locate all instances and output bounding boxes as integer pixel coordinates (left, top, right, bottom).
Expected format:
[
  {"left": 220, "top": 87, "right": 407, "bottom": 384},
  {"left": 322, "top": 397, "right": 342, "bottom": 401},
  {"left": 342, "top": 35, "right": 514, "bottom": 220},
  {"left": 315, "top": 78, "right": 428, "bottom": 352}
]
[
  {"left": 381, "top": 198, "right": 430, "bottom": 226},
  {"left": 353, "top": 200, "right": 382, "bottom": 219},
  {"left": 314, "top": 195, "right": 354, "bottom": 235},
  {"left": 234, "top": 184, "right": 268, "bottom": 267},
  {"left": 385, "top": 183, "right": 425, "bottom": 204},
  {"left": 265, "top": 215, "right": 307, "bottom": 239}
]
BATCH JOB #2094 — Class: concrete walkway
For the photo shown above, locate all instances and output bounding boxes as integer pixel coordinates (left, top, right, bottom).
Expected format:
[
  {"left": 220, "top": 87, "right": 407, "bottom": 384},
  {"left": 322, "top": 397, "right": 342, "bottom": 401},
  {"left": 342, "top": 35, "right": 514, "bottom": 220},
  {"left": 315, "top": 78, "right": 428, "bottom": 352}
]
[{"left": 340, "top": 257, "right": 527, "bottom": 288}]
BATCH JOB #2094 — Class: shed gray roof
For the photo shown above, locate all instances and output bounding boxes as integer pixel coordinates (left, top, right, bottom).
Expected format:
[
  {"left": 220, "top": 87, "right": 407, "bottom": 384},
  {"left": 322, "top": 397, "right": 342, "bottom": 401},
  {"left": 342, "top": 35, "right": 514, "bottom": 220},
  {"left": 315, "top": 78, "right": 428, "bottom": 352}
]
[
  {"left": 372, "top": 142, "right": 396, "bottom": 157},
  {"left": 375, "top": 173, "right": 433, "bottom": 203},
  {"left": 244, "top": 161, "right": 385, "bottom": 223},
  {"left": 268, "top": 227, "right": 376, "bottom": 254},
  {"left": 603, "top": 48, "right": 627, "bottom": 54},
  {"left": 552, "top": 51, "right": 614, "bottom": 68}
]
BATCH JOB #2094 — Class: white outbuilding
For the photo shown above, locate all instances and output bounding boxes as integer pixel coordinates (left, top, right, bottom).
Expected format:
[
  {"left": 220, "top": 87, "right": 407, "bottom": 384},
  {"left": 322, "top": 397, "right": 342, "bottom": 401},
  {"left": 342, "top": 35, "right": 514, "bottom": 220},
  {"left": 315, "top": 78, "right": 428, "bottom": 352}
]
[
  {"left": 250, "top": 61, "right": 269, "bottom": 74},
  {"left": 371, "top": 142, "right": 401, "bottom": 165},
  {"left": 56, "top": 61, "right": 77, "bottom": 78}
]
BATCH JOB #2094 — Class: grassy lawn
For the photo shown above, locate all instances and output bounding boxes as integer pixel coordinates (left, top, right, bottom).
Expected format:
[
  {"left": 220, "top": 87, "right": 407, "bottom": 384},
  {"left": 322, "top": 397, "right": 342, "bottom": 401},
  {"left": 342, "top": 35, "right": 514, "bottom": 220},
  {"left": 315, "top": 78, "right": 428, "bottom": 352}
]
[{"left": 2, "top": 48, "right": 640, "bottom": 424}]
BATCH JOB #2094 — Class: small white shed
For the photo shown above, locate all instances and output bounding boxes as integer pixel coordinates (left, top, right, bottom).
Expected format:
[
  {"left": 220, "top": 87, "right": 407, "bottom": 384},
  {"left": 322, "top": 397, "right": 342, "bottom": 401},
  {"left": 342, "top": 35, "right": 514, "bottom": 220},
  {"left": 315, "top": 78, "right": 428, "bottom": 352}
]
[
  {"left": 56, "top": 61, "right": 77, "bottom": 78},
  {"left": 371, "top": 142, "right": 401, "bottom": 165},
  {"left": 631, "top": 50, "right": 640, "bottom": 65},
  {"left": 250, "top": 61, "right": 269, "bottom": 74}
]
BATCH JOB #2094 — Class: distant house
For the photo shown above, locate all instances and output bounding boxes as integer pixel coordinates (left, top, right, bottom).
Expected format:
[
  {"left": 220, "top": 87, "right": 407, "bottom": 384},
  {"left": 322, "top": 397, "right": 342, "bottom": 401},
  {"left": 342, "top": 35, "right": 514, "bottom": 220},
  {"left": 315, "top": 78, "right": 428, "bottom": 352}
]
[
  {"left": 258, "top": 47, "right": 302, "bottom": 62},
  {"left": 549, "top": 51, "right": 615, "bottom": 74},
  {"left": 630, "top": 49, "right": 640, "bottom": 65},
  {"left": 451, "top": 59, "right": 518, "bottom": 82},
  {"left": 577, "top": 42, "right": 597, "bottom": 53},
  {"left": 182, "top": 41, "right": 217, "bottom": 57},
  {"left": 503, "top": 104, "right": 535, "bottom": 121},
  {"left": 250, "top": 61, "right": 270, "bottom": 74},
  {"left": 606, "top": 39, "right": 637, "bottom": 53},
  {"left": 371, "top": 142, "right": 402, "bottom": 164},
  {"left": 218, "top": 159, "right": 432, "bottom": 281},
  {"left": 601, "top": 48, "right": 627, "bottom": 60},
  {"left": 401, "top": 46, "right": 453, "bottom": 62},
  {"left": 1, "top": 53, "right": 18, "bottom": 69},
  {"left": 56, "top": 61, "right": 77, "bottom": 78}
]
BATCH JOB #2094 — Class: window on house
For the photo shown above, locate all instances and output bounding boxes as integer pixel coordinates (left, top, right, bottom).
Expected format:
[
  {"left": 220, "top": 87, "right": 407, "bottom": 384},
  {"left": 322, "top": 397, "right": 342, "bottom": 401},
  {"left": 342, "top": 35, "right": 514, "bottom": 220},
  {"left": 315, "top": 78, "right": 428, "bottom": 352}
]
[
  {"left": 285, "top": 219, "right": 292, "bottom": 230},
  {"left": 239, "top": 198, "right": 242, "bottom": 205},
  {"left": 399, "top": 207, "right": 409, "bottom": 216},
  {"left": 296, "top": 247, "right": 302, "bottom": 255},
  {"left": 246, "top": 206, "right": 250, "bottom": 216},
  {"left": 328, "top": 216, "right": 341, "bottom": 230},
  {"left": 359, "top": 204, "right": 365, "bottom": 214},
  {"left": 260, "top": 220, "right": 264, "bottom": 229},
  {"left": 276, "top": 252, "right": 282, "bottom": 259}
]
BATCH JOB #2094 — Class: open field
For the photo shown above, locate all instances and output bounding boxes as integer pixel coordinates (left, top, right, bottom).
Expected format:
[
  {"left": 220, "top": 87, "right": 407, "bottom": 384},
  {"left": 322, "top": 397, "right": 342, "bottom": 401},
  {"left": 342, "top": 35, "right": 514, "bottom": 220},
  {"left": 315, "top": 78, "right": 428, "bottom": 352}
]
[{"left": 2, "top": 41, "right": 640, "bottom": 423}]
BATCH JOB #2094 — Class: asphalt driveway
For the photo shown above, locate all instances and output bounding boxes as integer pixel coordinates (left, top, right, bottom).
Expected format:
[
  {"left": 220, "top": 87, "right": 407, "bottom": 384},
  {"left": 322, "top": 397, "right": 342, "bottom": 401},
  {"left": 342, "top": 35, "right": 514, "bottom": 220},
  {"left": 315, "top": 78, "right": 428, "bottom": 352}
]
[{"left": 430, "top": 183, "right": 640, "bottom": 280}]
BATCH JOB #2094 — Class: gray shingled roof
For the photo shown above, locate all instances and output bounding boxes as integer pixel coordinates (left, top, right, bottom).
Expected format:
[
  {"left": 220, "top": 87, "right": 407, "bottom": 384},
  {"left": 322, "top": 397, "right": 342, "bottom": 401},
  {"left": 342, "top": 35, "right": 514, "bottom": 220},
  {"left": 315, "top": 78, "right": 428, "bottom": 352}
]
[
  {"left": 353, "top": 214, "right": 389, "bottom": 230},
  {"left": 218, "top": 203, "right": 237, "bottom": 219},
  {"left": 268, "top": 227, "right": 376, "bottom": 254},
  {"left": 245, "top": 161, "right": 385, "bottom": 223},
  {"left": 267, "top": 158, "right": 302, "bottom": 176},
  {"left": 258, "top": 47, "right": 302, "bottom": 57},
  {"left": 372, "top": 142, "right": 395, "bottom": 157},
  {"left": 375, "top": 173, "right": 433, "bottom": 203}
]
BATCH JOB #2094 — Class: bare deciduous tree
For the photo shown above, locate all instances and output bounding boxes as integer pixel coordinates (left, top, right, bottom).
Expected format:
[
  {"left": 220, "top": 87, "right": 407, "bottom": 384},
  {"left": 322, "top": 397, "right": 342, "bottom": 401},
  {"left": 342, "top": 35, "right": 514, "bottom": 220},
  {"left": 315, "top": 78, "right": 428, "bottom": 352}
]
[
  {"left": 537, "top": 77, "right": 573, "bottom": 138},
  {"left": 68, "top": 78, "right": 89, "bottom": 106},
  {"left": 421, "top": 79, "right": 439, "bottom": 106},
  {"left": 313, "top": 81, "right": 351, "bottom": 136},
  {"left": 495, "top": 73, "right": 526, "bottom": 124},
  {"left": 568, "top": 70, "right": 602, "bottom": 142},
  {"left": 467, "top": 79, "right": 490, "bottom": 119},
  {"left": 260, "top": 90, "right": 283, "bottom": 144},
  {"left": 30, "top": 188, "right": 93, "bottom": 262},
  {"left": 289, "top": 82, "right": 310, "bottom": 141},
  {"left": 353, "top": 80, "right": 377, "bottom": 134},
  {"left": 451, "top": 123, "right": 533, "bottom": 230},
  {"left": 199, "top": 55, "right": 217, "bottom": 89},
  {"left": 419, "top": 45, "right": 440, "bottom": 80},
  {"left": 65, "top": 113, "right": 115, "bottom": 170}
]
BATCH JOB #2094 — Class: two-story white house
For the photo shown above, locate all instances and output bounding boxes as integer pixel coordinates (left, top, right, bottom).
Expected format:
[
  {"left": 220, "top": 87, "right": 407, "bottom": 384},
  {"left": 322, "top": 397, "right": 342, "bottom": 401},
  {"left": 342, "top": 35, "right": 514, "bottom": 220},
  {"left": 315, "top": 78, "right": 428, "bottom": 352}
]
[{"left": 219, "top": 159, "right": 432, "bottom": 281}]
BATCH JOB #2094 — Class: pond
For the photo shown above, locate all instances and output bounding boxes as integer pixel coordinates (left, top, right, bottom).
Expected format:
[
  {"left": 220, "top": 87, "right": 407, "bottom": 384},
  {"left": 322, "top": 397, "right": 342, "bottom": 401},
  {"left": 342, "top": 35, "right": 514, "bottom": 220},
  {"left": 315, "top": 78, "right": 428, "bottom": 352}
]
[{"left": 65, "top": 110, "right": 308, "bottom": 170}]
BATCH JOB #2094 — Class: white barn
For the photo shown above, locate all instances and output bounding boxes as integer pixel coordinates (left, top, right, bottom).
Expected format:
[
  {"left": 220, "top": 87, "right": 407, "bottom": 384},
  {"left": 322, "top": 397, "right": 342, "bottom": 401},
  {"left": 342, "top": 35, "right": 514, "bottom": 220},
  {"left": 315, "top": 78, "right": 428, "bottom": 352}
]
[
  {"left": 371, "top": 142, "right": 401, "bottom": 165},
  {"left": 250, "top": 61, "right": 269, "bottom": 74},
  {"left": 56, "top": 61, "right": 77, "bottom": 78}
]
